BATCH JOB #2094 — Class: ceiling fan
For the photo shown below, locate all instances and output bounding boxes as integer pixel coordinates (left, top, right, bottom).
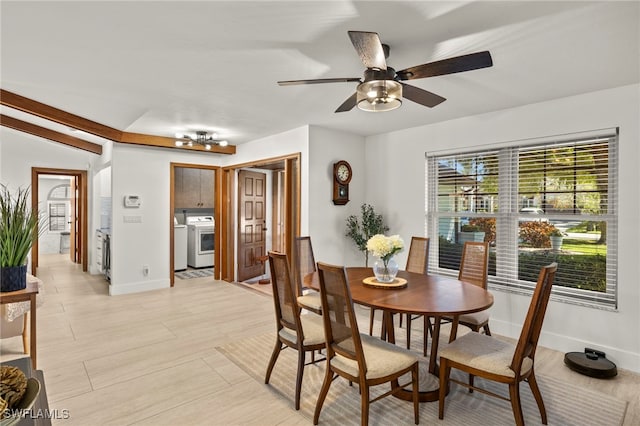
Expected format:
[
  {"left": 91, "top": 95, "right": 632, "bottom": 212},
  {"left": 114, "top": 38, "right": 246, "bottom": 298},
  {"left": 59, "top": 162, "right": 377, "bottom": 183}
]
[{"left": 278, "top": 31, "right": 493, "bottom": 113}]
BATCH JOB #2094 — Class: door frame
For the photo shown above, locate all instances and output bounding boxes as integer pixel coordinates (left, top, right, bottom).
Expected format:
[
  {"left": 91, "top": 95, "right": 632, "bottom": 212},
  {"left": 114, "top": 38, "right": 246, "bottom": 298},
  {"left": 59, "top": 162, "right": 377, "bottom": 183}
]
[
  {"left": 220, "top": 153, "right": 301, "bottom": 282},
  {"left": 31, "top": 167, "right": 88, "bottom": 275},
  {"left": 169, "top": 163, "right": 220, "bottom": 286}
]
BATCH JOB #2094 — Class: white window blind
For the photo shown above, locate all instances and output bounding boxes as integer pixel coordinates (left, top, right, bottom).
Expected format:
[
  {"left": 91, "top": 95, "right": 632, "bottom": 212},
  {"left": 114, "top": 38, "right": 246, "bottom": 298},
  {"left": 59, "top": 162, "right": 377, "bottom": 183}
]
[{"left": 426, "top": 129, "right": 618, "bottom": 309}]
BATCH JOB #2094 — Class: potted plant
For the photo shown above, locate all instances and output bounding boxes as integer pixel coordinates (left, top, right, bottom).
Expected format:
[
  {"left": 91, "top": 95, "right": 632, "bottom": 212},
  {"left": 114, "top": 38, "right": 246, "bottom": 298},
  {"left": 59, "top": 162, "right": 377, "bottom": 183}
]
[
  {"left": 459, "top": 224, "right": 486, "bottom": 244},
  {"left": 345, "top": 203, "right": 389, "bottom": 266},
  {"left": 0, "top": 185, "right": 42, "bottom": 292},
  {"left": 549, "top": 228, "right": 564, "bottom": 251}
]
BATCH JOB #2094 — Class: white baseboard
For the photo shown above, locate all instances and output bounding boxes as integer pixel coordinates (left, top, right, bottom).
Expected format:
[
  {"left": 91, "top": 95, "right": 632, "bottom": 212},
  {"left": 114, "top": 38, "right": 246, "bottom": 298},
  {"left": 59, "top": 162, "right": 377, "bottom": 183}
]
[
  {"left": 490, "top": 318, "right": 639, "bottom": 373},
  {"left": 108, "top": 279, "right": 169, "bottom": 295}
]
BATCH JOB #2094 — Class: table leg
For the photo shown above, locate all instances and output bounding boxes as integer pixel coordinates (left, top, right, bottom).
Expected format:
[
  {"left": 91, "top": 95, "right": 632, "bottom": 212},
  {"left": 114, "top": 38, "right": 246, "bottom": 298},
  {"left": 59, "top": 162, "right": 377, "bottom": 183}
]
[
  {"left": 29, "top": 293, "right": 36, "bottom": 370},
  {"left": 427, "top": 315, "right": 460, "bottom": 374},
  {"left": 449, "top": 316, "right": 459, "bottom": 343},
  {"left": 428, "top": 316, "right": 442, "bottom": 375},
  {"left": 381, "top": 310, "right": 396, "bottom": 344},
  {"left": 388, "top": 312, "right": 441, "bottom": 402}
]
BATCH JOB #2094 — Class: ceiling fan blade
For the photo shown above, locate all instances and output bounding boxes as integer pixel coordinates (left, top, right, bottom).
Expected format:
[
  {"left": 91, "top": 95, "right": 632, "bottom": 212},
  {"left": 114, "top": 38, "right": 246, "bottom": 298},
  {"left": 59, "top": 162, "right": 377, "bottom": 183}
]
[
  {"left": 348, "top": 31, "right": 387, "bottom": 70},
  {"left": 396, "top": 51, "right": 493, "bottom": 80},
  {"left": 401, "top": 83, "right": 446, "bottom": 108},
  {"left": 335, "top": 93, "right": 358, "bottom": 113},
  {"left": 278, "top": 77, "right": 360, "bottom": 86}
]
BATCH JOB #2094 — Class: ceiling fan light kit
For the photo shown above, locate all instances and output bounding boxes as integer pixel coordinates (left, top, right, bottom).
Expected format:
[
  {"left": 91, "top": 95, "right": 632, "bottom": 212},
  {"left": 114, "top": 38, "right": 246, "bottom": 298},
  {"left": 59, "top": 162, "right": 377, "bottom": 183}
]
[
  {"left": 277, "top": 30, "right": 492, "bottom": 114},
  {"left": 356, "top": 69, "right": 402, "bottom": 112},
  {"left": 174, "top": 131, "right": 229, "bottom": 150}
]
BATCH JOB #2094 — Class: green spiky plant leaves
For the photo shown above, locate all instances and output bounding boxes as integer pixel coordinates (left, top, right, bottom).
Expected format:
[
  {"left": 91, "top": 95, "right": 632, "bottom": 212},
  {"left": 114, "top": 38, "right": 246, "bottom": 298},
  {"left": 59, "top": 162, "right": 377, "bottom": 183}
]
[{"left": 0, "top": 185, "right": 42, "bottom": 267}]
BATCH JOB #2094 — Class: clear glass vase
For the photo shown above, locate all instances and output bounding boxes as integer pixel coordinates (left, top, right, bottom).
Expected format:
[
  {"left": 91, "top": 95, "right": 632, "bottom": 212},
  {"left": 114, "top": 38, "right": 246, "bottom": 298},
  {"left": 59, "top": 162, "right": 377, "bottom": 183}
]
[{"left": 373, "top": 257, "right": 399, "bottom": 283}]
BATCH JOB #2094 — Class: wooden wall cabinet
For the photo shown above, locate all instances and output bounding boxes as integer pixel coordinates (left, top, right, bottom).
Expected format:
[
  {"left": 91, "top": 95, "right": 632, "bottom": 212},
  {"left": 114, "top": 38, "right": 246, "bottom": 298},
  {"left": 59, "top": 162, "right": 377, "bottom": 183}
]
[{"left": 175, "top": 168, "right": 215, "bottom": 209}]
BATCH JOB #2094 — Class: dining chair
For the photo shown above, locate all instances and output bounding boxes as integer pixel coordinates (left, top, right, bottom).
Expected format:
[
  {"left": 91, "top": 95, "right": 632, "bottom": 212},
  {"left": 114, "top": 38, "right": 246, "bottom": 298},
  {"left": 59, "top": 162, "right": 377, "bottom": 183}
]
[
  {"left": 402, "top": 237, "right": 432, "bottom": 355},
  {"left": 438, "top": 262, "right": 558, "bottom": 426},
  {"left": 294, "top": 236, "right": 322, "bottom": 314},
  {"left": 314, "top": 262, "right": 419, "bottom": 426},
  {"left": 264, "top": 251, "right": 326, "bottom": 410},
  {"left": 455, "top": 241, "right": 491, "bottom": 335}
]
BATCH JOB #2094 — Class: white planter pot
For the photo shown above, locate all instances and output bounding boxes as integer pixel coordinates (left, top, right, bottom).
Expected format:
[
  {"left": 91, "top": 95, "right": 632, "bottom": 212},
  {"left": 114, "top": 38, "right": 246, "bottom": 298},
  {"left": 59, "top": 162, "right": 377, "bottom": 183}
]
[{"left": 550, "top": 236, "right": 563, "bottom": 251}]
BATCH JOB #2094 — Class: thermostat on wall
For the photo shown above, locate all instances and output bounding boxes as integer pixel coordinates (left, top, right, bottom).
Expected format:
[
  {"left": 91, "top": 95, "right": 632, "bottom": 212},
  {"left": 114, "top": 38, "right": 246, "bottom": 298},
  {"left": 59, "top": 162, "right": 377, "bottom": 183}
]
[{"left": 123, "top": 195, "right": 141, "bottom": 208}]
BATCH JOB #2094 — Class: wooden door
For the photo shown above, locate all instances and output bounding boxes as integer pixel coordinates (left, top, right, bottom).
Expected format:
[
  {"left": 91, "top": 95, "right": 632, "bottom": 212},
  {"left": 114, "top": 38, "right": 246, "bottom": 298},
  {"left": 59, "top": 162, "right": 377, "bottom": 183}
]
[
  {"left": 237, "top": 170, "right": 266, "bottom": 281},
  {"left": 69, "top": 176, "right": 78, "bottom": 263}
]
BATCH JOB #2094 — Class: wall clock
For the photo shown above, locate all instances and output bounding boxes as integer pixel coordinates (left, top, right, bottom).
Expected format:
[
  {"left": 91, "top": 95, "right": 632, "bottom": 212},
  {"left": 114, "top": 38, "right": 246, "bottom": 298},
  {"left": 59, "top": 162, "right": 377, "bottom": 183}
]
[{"left": 332, "top": 160, "right": 352, "bottom": 205}]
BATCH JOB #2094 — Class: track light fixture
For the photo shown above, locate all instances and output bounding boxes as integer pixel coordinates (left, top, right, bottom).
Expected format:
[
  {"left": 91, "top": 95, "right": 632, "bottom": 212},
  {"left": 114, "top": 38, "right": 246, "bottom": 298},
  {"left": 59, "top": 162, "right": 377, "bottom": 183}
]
[{"left": 174, "top": 131, "right": 229, "bottom": 149}]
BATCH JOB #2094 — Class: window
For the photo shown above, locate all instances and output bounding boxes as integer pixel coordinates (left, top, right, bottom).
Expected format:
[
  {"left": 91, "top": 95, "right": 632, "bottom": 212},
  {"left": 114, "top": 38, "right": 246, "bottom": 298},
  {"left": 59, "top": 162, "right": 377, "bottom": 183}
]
[
  {"left": 426, "top": 129, "right": 618, "bottom": 309},
  {"left": 48, "top": 203, "right": 67, "bottom": 231},
  {"left": 47, "top": 183, "right": 71, "bottom": 232}
]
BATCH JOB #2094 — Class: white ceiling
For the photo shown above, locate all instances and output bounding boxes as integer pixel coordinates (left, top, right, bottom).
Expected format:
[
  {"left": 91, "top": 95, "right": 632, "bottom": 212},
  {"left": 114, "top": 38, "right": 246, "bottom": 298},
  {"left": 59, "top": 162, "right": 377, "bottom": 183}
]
[{"left": 1, "top": 1, "right": 638, "bottom": 146}]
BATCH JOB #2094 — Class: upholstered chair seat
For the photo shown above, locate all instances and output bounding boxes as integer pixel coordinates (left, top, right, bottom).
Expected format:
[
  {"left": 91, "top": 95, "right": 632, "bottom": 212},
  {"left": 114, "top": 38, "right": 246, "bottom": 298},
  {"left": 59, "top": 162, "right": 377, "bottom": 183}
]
[
  {"left": 297, "top": 292, "right": 322, "bottom": 314},
  {"left": 331, "top": 333, "right": 418, "bottom": 380},
  {"left": 457, "top": 310, "right": 491, "bottom": 330},
  {"left": 440, "top": 331, "right": 533, "bottom": 378},
  {"left": 278, "top": 313, "right": 325, "bottom": 346}
]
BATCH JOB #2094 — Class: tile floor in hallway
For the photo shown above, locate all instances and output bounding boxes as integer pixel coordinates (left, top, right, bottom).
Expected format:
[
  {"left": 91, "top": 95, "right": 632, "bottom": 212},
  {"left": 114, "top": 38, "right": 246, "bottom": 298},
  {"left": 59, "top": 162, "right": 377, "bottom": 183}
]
[{"left": 1, "top": 253, "right": 638, "bottom": 425}]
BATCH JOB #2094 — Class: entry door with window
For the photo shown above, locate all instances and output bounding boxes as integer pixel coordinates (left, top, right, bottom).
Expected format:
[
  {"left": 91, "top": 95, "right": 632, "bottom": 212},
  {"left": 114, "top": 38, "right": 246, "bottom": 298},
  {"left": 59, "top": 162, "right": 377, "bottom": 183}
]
[{"left": 237, "top": 170, "right": 267, "bottom": 281}]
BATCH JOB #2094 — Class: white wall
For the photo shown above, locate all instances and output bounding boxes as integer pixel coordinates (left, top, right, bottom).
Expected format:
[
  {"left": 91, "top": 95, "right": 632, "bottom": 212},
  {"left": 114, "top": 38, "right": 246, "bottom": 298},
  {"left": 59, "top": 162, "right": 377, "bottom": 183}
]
[
  {"left": 308, "top": 126, "right": 367, "bottom": 267},
  {"left": 109, "top": 144, "right": 223, "bottom": 295},
  {"left": 0, "top": 128, "right": 94, "bottom": 192},
  {"left": 365, "top": 84, "right": 640, "bottom": 372}
]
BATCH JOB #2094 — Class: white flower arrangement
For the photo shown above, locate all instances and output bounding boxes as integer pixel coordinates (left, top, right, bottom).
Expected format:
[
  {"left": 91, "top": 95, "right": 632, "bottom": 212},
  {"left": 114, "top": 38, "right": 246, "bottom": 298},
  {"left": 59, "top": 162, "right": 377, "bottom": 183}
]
[{"left": 366, "top": 234, "right": 404, "bottom": 262}]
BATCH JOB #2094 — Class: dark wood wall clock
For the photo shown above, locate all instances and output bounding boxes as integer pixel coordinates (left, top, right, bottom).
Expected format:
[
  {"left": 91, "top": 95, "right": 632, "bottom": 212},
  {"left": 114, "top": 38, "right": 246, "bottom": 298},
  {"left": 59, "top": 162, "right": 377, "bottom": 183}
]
[{"left": 332, "top": 160, "right": 352, "bottom": 205}]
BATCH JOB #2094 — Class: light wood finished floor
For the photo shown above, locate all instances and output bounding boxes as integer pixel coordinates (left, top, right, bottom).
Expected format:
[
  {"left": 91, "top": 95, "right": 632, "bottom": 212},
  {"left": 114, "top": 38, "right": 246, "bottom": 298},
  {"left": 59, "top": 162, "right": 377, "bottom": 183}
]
[{"left": 1, "top": 254, "right": 638, "bottom": 425}]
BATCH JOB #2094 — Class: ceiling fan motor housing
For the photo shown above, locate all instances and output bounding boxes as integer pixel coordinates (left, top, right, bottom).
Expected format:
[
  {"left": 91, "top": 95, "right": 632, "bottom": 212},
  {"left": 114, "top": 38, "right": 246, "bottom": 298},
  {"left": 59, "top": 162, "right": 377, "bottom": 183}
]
[{"left": 363, "top": 68, "right": 396, "bottom": 82}]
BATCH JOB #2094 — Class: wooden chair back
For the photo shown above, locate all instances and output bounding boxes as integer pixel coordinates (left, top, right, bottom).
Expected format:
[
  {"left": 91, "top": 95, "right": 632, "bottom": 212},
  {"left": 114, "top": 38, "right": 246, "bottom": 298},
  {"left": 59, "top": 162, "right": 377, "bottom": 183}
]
[
  {"left": 294, "top": 236, "right": 316, "bottom": 295},
  {"left": 510, "top": 262, "right": 557, "bottom": 376},
  {"left": 317, "top": 262, "right": 366, "bottom": 370},
  {"left": 458, "top": 241, "right": 489, "bottom": 289},
  {"left": 269, "top": 251, "right": 304, "bottom": 339},
  {"left": 405, "top": 236, "right": 429, "bottom": 275}
]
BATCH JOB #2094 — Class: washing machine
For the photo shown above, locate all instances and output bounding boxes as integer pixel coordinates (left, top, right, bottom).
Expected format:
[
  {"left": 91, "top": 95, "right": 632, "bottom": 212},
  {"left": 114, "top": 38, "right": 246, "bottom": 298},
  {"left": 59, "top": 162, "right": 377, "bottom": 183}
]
[
  {"left": 174, "top": 224, "right": 188, "bottom": 271},
  {"left": 186, "top": 216, "right": 215, "bottom": 268}
]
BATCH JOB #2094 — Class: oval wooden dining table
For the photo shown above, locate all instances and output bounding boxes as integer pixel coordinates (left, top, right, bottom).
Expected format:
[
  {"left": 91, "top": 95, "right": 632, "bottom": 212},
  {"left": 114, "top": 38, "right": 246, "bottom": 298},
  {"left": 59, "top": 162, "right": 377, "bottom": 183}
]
[{"left": 305, "top": 266, "right": 494, "bottom": 402}]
